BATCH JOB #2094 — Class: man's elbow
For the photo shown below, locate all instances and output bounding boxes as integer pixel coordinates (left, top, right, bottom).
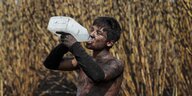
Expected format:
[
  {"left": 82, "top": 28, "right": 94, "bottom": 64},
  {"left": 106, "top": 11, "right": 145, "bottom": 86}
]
[
  {"left": 91, "top": 73, "right": 105, "bottom": 83},
  {"left": 43, "top": 60, "right": 51, "bottom": 69},
  {"left": 43, "top": 60, "right": 58, "bottom": 70}
]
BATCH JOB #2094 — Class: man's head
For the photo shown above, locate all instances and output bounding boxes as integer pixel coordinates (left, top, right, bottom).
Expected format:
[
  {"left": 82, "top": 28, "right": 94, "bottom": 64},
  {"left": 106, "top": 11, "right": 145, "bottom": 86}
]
[{"left": 86, "top": 17, "right": 122, "bottom": 50}]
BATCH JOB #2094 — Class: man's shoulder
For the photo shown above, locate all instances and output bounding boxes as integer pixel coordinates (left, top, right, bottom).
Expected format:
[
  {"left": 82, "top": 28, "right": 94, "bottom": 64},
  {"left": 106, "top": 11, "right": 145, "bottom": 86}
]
[
  {"left": 110, "top": 57, "right": 124, "bottom": 67},
  {"left": 102, "top": 58, "right": 124, "bottom": 78},
  {"left": 106, "top": 58, "right": 124, "bottom": 69}
]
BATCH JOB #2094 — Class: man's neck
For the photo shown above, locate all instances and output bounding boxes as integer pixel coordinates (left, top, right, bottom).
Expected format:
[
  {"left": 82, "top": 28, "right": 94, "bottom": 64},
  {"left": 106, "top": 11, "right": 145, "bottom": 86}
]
[{"left": 93, "top": 49, "right": 110, "bottom": 59}]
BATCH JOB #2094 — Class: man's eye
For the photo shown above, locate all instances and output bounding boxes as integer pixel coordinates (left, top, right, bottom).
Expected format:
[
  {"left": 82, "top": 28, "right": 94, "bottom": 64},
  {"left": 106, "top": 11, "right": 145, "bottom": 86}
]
[
  {"left": 96, "top": 31, "right": 102, "bottom": 35},
  {"left": 97, "top": 30, "right": 101, "bottom": 35}
]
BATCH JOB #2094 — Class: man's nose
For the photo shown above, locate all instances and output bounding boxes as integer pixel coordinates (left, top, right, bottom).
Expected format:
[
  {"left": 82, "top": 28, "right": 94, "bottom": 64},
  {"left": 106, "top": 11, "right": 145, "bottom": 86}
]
[{"left": 90, "top": 31, "right": 96, "bottom": 38}]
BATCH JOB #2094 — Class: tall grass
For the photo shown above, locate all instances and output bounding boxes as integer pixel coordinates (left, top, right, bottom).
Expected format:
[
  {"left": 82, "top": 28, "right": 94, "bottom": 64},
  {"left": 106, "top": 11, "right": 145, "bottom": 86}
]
[{"left": 0, "top": 0, "right": 191, "bottom": 96}]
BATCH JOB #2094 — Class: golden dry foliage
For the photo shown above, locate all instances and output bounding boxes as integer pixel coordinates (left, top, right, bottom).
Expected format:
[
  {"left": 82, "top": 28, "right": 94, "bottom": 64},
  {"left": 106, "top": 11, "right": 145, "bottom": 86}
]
[{"left": 0, "top": 0, "right": 192, "bottom": 96}]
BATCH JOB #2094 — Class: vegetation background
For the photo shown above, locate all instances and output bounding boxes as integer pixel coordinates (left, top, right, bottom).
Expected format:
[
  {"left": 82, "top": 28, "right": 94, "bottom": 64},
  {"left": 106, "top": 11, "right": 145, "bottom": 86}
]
[{"left": 0, "top": 0, "right": 191, "bottom": 96}]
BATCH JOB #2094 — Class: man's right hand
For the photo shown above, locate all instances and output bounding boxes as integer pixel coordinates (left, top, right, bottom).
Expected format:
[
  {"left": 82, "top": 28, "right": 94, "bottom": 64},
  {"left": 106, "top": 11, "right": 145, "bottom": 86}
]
[
  {"left": 56, "top": 31, "right": 77, "bottom": 48},
  {"left": 56, "top": 31, "right": 69, "bottom": 43}
]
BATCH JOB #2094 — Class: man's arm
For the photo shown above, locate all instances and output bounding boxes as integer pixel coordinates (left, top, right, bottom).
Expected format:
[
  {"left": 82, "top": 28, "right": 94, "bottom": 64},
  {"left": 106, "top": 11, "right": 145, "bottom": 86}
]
[
  {"left": 58, "top": 57, "right": 78, "bottom": 71},
  {"left": 69, "top": 42, "right": 105, "bottom": 82},
  {"left": 43, "top": 43, "right": 78, "bottom": 70},
  {"left": 70, "top": 43, "right": 124, "bottom": 82}
]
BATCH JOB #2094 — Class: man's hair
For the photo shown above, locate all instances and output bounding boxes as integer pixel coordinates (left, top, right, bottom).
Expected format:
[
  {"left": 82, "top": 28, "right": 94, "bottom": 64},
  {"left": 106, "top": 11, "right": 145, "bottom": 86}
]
[{"left": 93, "top": 17, "right": 122, "bottom": 42}]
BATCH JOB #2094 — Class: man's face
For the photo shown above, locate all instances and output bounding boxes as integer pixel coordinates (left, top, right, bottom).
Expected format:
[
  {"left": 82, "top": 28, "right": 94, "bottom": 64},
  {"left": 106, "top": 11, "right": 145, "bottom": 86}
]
[{"left": 86, "top": 25, "right": 108, "bottom": 50}]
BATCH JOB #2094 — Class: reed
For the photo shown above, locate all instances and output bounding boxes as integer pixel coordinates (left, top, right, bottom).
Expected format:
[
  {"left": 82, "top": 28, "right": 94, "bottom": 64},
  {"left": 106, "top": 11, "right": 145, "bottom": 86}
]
[{"left": 0, "top": 0, "right": 191, "bottom": 96}]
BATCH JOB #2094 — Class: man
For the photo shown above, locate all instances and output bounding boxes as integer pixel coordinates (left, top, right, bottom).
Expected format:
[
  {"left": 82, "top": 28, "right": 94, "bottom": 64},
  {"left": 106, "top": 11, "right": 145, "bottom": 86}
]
[{"left": 43, "top": 17, "right": 124, "bottom": 96}]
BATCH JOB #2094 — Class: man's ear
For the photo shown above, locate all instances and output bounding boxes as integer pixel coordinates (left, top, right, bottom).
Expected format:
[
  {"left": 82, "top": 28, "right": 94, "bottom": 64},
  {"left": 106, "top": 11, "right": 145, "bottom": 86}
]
[{"left": 106, "top": 40, "right": 114, "bottom": 47}]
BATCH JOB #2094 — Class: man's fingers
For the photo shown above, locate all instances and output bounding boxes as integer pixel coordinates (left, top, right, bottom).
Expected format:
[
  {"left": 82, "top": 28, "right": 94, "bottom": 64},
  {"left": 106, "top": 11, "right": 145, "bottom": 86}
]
[
  {"left": 61, "top": 34, "right": 71, "bottom": 39},
  {"left": 60, "top": 34, "right": 66, "bottom": 38},
  {"left": 56, "top": 31, "right": 75, "bottom": 44},
  {"left": 56, "top": 31, "right": 70, "bottom": 35},
  {"left": 60, "top": 35, "right": 70, "bottom": 43},
  {"left": 56, "top": 31, "right": 63, "bottom": 34}
]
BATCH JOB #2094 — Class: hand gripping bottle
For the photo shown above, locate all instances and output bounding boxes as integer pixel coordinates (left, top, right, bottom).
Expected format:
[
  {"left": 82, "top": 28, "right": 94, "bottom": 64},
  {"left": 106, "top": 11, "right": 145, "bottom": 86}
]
[{"left": 47, "top": 16, "right": 90, "bottom": 42}]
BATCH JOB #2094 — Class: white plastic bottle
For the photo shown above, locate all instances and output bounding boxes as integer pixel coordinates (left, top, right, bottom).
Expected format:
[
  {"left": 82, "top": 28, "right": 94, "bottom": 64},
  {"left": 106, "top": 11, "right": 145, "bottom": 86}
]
[{"left": 47, "top": 16, "right": 90, "bottom": 42}]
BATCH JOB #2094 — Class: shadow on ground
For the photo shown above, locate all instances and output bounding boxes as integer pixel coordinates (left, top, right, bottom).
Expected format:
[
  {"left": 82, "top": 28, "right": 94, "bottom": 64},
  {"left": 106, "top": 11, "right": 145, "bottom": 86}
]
[{"left": 33, "top": 71, "right": 77, "bottom": 96}]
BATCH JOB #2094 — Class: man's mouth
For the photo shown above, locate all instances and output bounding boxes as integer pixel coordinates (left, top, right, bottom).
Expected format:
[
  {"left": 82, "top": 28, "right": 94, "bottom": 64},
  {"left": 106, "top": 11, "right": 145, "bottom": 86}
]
[{"left": 87, "top": 37, "right": 94, "bottom": 44}]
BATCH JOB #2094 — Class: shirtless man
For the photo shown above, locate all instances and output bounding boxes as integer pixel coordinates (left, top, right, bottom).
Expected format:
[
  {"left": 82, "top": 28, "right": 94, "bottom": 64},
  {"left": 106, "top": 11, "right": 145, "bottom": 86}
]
[{"left": 43, "top": 17, "right": 124, "bottom": 96}]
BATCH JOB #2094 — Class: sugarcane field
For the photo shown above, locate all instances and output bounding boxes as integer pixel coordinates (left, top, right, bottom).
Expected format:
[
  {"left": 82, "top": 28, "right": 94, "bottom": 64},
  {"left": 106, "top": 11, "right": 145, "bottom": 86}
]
[{"left": 0, "top": 0, "right": 192, "bottom": 96}]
